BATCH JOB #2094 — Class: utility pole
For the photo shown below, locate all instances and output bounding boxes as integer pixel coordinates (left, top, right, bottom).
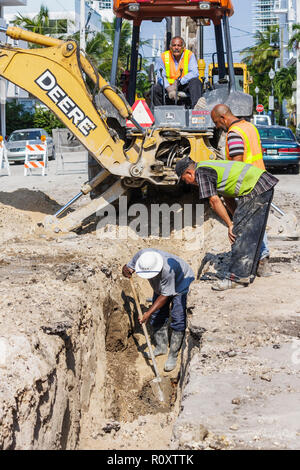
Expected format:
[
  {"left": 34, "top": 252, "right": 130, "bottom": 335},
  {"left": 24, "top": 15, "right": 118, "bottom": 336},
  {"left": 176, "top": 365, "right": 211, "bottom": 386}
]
[{"left": 80, "top": 0, "right": 86, "bottom": 52}]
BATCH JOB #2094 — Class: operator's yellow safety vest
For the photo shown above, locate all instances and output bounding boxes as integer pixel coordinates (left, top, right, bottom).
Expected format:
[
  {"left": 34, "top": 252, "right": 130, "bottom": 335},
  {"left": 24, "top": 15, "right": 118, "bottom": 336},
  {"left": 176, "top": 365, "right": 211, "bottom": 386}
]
[
  {"left": 196, "top": 160, "right": 265, "bottom": 198},
  {"left": 161, "top": 49, "right": 193, "bottom": 84},
  {"left": 226, "top": 120, "right": 265, "bottom": 170}
]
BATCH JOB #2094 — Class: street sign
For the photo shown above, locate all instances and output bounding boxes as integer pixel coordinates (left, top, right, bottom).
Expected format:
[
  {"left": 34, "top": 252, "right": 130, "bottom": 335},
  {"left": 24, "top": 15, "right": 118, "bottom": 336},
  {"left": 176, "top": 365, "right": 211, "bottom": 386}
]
[
  {"left": 126, "top": 99, "right": 154, "bottom": 128},
  {"left": 256, "top": 104, "right": 264, "bottom": 113},
  {"left": 269, "top": 96, "right": 274, "bottom": 111}
]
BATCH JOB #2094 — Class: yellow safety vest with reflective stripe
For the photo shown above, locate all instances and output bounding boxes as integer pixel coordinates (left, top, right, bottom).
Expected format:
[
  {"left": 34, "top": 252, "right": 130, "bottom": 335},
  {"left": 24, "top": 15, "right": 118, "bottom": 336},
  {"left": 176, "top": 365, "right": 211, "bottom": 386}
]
[
  {"left": 196, "top": 160, "right": 265, "bottom": 197},
  {"left": 226, "top": 120, "right": 265, "bottom": 170},
  {"left": 162, "top": 49, "right": 192, "bottom": 84}
]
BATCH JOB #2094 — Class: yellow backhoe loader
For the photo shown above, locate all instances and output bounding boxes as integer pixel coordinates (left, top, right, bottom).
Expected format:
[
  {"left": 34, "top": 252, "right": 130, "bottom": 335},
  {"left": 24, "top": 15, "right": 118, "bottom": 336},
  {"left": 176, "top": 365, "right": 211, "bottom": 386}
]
[{"left": 0, "top": 1, "right": 254, "bottom": 233}]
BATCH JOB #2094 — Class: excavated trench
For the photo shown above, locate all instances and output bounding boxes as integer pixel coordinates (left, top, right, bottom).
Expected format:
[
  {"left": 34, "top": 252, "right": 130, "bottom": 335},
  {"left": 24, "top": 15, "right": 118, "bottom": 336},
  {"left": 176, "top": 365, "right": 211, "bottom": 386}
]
[
  {"left": 102, "top": 292, "right": 176, "bottom": 421},
  {"left": 0, "top": 188, "right": 206, "bottom": 450}
]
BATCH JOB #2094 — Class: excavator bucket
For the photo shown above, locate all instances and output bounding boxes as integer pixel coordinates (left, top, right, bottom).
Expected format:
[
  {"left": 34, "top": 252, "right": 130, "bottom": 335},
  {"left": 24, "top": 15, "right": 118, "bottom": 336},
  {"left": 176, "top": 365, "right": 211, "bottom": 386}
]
[{"left": 43, "top": 179, "right": 126, "bottom": 233}]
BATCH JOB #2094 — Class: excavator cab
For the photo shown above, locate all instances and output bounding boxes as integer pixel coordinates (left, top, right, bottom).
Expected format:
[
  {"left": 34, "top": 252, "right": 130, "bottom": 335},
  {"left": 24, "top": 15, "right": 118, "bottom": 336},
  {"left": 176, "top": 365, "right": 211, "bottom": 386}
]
[{"left": 111, "top": 0, "right": 252, "bottom": 130}]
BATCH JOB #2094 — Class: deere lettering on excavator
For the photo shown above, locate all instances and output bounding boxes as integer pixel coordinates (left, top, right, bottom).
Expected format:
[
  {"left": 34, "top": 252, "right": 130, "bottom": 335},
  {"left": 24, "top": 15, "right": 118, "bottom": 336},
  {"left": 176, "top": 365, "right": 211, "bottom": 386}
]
[{"left": 0, "top": 0, "right": 253, "bottom": 233}]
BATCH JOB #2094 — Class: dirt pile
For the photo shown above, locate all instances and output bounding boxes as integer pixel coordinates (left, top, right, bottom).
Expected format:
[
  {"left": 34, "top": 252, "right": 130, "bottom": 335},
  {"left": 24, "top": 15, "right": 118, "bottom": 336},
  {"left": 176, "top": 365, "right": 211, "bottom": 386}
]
[{"left": 1, "top": 176, "right": 300, "bottom": 450}]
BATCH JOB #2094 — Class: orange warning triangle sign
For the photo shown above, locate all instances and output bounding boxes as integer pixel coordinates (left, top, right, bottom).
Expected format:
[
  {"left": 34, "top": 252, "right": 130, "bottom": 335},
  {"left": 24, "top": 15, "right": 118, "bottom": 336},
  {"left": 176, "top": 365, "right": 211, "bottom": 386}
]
[{"left": 126, "top": 99, "right": 154, "bottom": 128}]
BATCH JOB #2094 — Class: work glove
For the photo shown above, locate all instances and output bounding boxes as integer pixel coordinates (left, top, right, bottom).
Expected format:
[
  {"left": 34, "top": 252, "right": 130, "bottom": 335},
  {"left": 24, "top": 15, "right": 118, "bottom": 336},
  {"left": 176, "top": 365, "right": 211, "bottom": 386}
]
[{"left": 166, "top": 81, "right": 178, "bottom": 100}]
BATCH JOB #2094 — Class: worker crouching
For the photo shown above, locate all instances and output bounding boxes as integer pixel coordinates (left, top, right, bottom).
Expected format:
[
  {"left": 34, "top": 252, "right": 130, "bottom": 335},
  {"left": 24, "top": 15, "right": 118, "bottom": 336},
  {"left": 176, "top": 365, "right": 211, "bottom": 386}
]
[
  {"left": 175, "top": 157, "right": 278, "bottom": 291},
  {"left": 122, "top": 249, "right": 195, "bottom": 372}
]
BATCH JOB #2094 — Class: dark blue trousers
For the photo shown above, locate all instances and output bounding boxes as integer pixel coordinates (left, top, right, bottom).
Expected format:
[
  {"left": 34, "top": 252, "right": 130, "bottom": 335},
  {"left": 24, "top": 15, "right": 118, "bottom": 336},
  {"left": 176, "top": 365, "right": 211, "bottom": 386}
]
[{"left": 150, "top": 293, "right": 187, "bottom": 332}]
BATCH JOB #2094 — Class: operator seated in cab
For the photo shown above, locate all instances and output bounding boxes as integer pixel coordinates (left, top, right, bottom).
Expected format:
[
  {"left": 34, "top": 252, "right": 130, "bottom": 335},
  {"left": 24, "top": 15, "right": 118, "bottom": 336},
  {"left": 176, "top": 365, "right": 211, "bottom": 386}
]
[{"left": 153, "top": 36, "right": 203, "bottom": 109}]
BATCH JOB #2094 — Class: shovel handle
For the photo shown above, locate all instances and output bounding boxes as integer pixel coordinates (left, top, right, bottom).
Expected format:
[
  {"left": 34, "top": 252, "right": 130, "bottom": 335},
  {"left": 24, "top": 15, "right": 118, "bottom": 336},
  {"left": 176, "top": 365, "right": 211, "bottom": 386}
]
[{"left": 129, "top": 277, "right": 161, "bottom": 380}]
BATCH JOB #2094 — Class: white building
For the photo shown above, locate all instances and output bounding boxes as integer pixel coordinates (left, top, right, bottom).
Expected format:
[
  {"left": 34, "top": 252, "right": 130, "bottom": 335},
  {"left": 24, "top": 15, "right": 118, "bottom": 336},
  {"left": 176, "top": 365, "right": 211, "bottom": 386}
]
[
  {"left": 252, "top": 0, "right": 279, "bottom": 33},
  {"left": 0, "top": 0, "right": 27, "bottom": 136},
  {"left": 0, "top": 0, "right": 102, "bottom": 136},
  {"left": 273, "top": 0, "right": 297, "bottom": 68},
  {"left": 4, "top": 0, "right": 102, "bottom": 36},
  {"left": 91, "top": 0, "right": 114, "bottom": 22}
]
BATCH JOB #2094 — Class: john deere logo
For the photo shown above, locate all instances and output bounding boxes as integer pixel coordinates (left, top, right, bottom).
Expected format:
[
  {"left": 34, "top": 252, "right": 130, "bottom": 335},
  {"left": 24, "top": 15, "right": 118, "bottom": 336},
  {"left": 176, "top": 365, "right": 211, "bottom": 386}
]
[{"left": 35, "top": 70, "right": 96, "bottom": 137}]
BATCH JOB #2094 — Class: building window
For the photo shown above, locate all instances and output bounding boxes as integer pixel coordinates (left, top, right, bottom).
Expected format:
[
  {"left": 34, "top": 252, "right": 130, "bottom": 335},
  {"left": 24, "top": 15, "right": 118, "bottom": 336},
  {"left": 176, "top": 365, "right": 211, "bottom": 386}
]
[
  {"left": 100, "top": 0, "right": 112, "bottom": 9},
  {"left": 49, "top": 19, "right": 68, "bottom": 34}
]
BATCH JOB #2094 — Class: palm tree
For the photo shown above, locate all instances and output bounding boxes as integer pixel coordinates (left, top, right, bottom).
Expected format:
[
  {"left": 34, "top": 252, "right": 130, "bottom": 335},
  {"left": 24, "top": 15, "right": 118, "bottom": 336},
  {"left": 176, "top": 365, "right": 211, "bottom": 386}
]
[
  {"left": 13, "top": 4, "right": 50, "bottom": 36},
  {"left": 288, "top": 23, "right": 300, "bottom": 50},
  {"left": 241, "top": 25, "right": 280, "bottom": 112},
  {"left": 241, "top": 25, "right": 279, "bottom": 75},
  {"left": 274, "top": 65, "right": 296, "bottom": 103},
  {"left": 13, "top": 4, "right": 68, "bottom": 46}
]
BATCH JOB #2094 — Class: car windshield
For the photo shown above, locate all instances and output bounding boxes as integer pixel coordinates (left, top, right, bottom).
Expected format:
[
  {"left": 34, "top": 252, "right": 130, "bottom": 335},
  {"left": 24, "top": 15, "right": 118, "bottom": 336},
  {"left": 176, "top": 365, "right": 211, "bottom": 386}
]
[
  {"left": 9, "top": 130, "right": 42, "bottom": 142},
  {"left": 258, "top": 128, "right": 294, "bottom": 141},
  {"left": 255, "top": 117, "right": 270, "bottom": 125}
]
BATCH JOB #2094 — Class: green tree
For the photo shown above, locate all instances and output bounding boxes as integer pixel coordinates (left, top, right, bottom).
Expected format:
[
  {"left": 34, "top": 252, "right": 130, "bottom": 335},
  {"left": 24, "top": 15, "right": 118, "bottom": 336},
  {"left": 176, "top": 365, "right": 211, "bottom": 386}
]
[
  {"left": 241, "top": 25, "right": 280, "bottom": 112},
  {"left": 33, "top": 107, "right": 64, "bottom": 135},
  {"left": 13, "top": 4, "right": 68, "bottom": 47},
  {"left": 5, "top": 101, "right": 34, "bottom": 136},
  {"left": 241, "top": 25, "right": 279, "bottom": 75},
  {"left": 288, "top": 23, "right": 300, "bottom": 50}
]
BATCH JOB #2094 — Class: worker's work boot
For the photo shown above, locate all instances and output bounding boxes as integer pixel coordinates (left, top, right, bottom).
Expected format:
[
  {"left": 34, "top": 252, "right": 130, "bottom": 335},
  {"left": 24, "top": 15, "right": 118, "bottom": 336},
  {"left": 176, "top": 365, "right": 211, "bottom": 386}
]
[
  {"left": 146, "top": 324, "right": 168, "bottom": 359},
  {"left": 164, "top": 330, "right": 185, "bottom": 372},
  {"left": 256, "top": 257, "right": 273, "bottom": 277},
  {"left": 212, "top": 279, "right": 248, "bottom": 291}
]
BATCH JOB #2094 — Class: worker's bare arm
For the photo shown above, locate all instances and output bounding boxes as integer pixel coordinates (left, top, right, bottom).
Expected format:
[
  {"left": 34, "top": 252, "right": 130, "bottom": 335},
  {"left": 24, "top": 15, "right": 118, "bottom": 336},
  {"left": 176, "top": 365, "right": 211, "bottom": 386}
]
[
  {"left": 231, "top": 154, "right": 243, "bottom": 162},
  {"left": 223, "top": 196, "right": 237, "bottom": 216},
  {"left": 209, "top": 195, "right": 236, "bottom": 244},
  {"left": 140, "top": 295, "right": 169, "bottom": 324}
]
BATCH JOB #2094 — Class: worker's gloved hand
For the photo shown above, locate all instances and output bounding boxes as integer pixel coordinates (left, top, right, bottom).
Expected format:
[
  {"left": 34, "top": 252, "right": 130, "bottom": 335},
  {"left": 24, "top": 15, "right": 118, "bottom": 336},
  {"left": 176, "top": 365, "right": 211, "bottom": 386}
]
[
  {"left": 122, "top": 264, "right": 134, "bottom": 278},
  {"left": 166, "top": 81, "right": 178, "bottom": 100}
]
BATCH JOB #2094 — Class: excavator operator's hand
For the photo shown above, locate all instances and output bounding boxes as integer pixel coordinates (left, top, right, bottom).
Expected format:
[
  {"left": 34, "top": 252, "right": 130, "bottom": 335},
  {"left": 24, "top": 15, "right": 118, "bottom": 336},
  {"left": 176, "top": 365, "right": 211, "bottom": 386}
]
[
  {"left": 166, "top": 82, "right": 177, "bottom": 100},
  {"left": 122, "top": 265, "right": 134, "bottom": 278}
]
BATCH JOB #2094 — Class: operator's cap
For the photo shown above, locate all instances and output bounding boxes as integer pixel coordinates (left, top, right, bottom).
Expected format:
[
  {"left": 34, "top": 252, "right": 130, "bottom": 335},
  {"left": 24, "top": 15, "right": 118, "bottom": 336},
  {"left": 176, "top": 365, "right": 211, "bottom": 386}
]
[
  {"left": 175, "top": 157, "right": 194, "bottom": 183},
  {"left": 135, "top": 251, "right": 164, "bottom": 279}
]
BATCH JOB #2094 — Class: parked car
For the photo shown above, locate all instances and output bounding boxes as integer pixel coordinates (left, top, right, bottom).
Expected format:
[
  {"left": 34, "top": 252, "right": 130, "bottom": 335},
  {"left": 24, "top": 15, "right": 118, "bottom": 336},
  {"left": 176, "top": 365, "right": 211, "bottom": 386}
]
[
  {"left": 6, "top": 128, "right": 55, "bottom": 163},
  {"left": 296, "top": 123, "right": 300, "bottom": 142},
  {"left": 252, "top": 114, "right": 272, "bottom": 126},
  {"left": 257, "top": 125, "right": 300, "bottom": 174}
]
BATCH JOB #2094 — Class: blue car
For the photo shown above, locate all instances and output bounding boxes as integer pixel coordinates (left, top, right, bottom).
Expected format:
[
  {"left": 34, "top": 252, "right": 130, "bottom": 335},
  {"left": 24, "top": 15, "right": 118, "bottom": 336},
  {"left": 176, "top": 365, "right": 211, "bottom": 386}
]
[{"left": 257, "top": 125, "right": 300, "bottom": 174}]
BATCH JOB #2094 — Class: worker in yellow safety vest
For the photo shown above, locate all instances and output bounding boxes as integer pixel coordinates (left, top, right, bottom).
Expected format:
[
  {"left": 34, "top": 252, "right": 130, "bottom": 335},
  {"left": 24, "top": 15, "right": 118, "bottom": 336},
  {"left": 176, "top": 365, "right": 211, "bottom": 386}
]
[
  {"left": 211, "top": 104, "right": 272, "bottom": 277},
  {"left": 153, "top": 36, "right": 203, "bottom": 108},
  {"left": 175, "top": 157, "right": 278, "bottom": 291}
]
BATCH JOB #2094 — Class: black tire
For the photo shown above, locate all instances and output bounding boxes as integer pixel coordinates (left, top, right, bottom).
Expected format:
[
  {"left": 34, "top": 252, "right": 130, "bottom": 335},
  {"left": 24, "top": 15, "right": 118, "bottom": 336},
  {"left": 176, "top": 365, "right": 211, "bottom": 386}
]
[
  {"left": 49, "top": 145, "right": 56, "bottom": 161},
  {"left": 292, "top": 164, "right": 299, "bottom": 175}
]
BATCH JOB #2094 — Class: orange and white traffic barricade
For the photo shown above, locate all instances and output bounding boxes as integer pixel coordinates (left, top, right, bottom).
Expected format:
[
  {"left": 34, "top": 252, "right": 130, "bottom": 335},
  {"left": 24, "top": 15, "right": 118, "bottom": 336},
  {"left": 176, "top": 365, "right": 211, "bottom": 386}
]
[
  {"left": 0, "top": 136, "right": 10, "bottom": 176},
  {"left": 24, "top": 135, "right": 47, "bottom": 176}
]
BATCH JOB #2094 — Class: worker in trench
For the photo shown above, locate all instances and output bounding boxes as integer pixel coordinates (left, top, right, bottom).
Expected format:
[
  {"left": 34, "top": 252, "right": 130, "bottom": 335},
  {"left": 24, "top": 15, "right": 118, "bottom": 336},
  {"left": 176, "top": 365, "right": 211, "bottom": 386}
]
[
  {"left": 153, "top": 36, "right": 203, "bottom": 109},
  {"left": 211, "top": 104, "right": 272, "bottom": 277},
  {"left": 175, "top": 157, "right": 278, "bottom": 291},
  {"left": 122, "top": 249, "right": 195, "bottom": 372}
]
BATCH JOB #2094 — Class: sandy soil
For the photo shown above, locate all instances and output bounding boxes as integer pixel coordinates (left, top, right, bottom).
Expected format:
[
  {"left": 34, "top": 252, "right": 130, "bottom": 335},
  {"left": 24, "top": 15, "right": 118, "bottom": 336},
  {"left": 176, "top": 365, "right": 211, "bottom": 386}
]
[{"left": 0, "top": 161, "right": 300, "bottom": 450}]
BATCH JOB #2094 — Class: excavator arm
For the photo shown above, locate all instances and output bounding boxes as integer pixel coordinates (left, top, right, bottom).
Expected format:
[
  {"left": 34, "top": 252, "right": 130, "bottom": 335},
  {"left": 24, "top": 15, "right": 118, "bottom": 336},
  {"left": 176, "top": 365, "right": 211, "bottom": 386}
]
[
  {"left": 0, "top": 26, "right": 218, "bottom": 232},
  {"left": 0, "top": 26, "right": 142, "bottom": 175}
]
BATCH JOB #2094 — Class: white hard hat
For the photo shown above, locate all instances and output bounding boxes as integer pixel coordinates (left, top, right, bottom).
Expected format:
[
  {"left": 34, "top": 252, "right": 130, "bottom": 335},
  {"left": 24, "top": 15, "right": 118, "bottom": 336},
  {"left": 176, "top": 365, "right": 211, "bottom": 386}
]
[{"left": 135, "top": 251, "right": 164, "bottom": 279}]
